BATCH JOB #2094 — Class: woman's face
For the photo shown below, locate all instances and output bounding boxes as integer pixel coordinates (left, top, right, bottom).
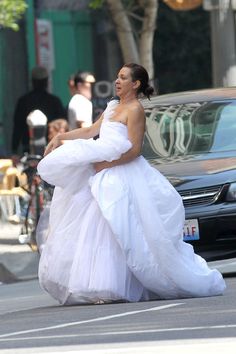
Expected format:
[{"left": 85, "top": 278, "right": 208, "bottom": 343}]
[
  {"left": 68, "top": 79, "right": 77, "bottom": 96},
  {"left": 115, "top": 67, "right": 136, "bottom": 98}
]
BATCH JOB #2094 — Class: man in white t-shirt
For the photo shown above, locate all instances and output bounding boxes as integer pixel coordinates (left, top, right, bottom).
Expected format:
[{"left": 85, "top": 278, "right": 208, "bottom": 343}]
[{"left": 68, "top": 71, "right": 95, "bottom": 130}]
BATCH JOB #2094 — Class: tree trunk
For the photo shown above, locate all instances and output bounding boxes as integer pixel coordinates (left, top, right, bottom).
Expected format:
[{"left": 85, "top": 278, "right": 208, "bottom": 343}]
[
  {"left": 106, "top": 0, "right": 139, "bottom": 64},
  {"left": 139, "top": 0, "right": 158, "bottom": 79}
]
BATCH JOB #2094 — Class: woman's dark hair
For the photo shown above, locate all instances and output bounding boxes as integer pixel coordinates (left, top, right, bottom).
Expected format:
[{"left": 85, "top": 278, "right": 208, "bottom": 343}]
[
  {"left": 74, "top": 71, "right": 95, "bottom": 86},
  {"left": 123, "top": 63, "right": 154, "bottom": 100}
]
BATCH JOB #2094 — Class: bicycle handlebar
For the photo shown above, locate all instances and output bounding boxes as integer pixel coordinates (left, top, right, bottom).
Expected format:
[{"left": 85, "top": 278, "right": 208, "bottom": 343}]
[{"left": 20, "top": 153, "right": 42, "bottom": 167}]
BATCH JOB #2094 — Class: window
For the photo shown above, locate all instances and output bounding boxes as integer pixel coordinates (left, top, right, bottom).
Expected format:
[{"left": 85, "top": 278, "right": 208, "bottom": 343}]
[{"left": 143, "top": 100, "right": 236, "bottom": 159}]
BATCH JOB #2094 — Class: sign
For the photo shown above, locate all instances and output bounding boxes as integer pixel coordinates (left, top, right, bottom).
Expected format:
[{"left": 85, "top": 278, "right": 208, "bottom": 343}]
[
  {"left": 35, "top": 19, "right": 55, "bottom": 91},
  {"left": 183, "top": 219, "right": 200, "bottom": 241}
]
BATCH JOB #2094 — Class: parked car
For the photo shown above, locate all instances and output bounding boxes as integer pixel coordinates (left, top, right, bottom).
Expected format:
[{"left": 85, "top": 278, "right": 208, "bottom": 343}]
[{"left": 142, "top": 88, "right": 236, "bottom": 261}]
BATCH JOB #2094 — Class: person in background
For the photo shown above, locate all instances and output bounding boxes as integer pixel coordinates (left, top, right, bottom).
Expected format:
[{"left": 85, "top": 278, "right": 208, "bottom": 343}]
[
  {"left": 48, "top": 119, "right": 69, "bottom": 142},
  {"left": 11, "top": 66, "right": 66, "bottom": 161},
  {"left": 67, "top": 74, "right": 77, "bottom": 97},
  {"left": 67, "top": 71, "right": 95, "bottom": 130}
]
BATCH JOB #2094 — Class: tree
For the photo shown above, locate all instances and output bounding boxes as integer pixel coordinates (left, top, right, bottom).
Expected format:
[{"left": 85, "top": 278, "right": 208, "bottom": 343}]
[
  {"left": 0, "top": 0, "right": 27, "bottom": 31},
  {"left": 90, "top": 0, "right": 158, "bottom": 79}
]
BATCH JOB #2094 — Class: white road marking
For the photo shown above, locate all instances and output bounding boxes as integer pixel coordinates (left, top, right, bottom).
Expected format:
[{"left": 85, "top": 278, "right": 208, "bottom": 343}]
[
  {"left": 0, "top": 338, "right": 236, "bottom": 354},
  {"left": 0, "top": 323, "right": 235, "bottom": 342},
  {"left": 0, "top": 303, "right": 182, "bottom": 339},
  {"left": 0, "top": 295, "right": 48, "bottom": 302}
]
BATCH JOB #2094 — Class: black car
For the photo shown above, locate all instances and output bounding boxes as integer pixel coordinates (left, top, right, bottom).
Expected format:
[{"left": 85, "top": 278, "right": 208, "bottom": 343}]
[{"left": 142, "top": 88, "right": 236, "bottom": 261}]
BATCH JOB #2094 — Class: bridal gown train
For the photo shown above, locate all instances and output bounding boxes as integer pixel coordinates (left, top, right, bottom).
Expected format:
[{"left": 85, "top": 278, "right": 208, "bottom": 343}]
[{"left": 37, "top": 100, "right": 226, "bottom": 305}]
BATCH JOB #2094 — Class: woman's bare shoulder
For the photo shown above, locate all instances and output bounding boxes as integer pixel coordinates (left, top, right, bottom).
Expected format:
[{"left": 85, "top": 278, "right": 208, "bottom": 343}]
[{"left": 127, "top": 101, "right": 145, "bottom": 120}]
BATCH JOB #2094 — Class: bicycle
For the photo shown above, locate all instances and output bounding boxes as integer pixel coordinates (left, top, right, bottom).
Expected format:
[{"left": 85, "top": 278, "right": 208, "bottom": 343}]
[{"left": 18, "top": 153, "right": 53, "bottom": 252}]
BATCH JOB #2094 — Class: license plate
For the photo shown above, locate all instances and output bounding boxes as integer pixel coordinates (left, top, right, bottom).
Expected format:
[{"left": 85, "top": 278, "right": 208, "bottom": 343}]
[{"left": 183, "top": 219, "right": 200, "bottom": 241}]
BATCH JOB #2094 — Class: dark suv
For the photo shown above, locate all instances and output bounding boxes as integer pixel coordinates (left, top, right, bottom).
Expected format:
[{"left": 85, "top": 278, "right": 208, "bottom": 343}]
[{"left": 142, "top": 88, "right": 236, "bottom": 261}]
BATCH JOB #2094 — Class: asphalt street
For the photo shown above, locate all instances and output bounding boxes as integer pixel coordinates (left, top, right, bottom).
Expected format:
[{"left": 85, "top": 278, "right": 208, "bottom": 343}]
[
  {"left": 0, "top": 277, "right": 235, "bottom": 353},
  {"left": 1, "top": 220, "right": 236, "bottom": 353}
]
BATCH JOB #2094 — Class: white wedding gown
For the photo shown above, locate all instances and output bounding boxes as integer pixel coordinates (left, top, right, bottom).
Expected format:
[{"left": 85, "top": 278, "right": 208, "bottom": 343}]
[{"left": 37, "top": 100, "right": 226, "bottom": 305}]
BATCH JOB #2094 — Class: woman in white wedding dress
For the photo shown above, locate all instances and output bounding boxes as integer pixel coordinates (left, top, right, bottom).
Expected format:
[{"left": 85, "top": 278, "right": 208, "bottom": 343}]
[{"left": 37, "top": 63, "right": 226, "bottom": 305}]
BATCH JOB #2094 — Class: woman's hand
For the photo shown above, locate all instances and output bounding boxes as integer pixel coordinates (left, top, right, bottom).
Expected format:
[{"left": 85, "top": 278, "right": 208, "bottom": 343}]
[
  {"left": 93, "top": 161, "right": 110, "bottom": 173},
  {"left": 44, "top": 134, "right": 62, "bottom": 156}
]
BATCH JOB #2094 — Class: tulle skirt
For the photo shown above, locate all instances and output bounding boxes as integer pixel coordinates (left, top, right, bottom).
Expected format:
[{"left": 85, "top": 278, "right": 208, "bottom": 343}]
[{"left": 37, "top": 156, "right": 226, "bottom": 304}]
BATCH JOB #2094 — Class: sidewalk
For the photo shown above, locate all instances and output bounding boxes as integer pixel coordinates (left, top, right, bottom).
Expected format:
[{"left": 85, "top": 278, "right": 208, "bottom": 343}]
[{"left": 0, "top": 221, "right": 39, "bottom": 284}]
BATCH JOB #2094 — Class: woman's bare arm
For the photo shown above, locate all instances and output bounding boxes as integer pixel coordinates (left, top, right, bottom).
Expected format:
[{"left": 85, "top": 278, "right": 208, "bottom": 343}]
[
  {"left": 94, "top": 105, "right": 145, "bottom": 172},
  {"left": 44, "top": 113, "right": 104, "bottom": 156}
]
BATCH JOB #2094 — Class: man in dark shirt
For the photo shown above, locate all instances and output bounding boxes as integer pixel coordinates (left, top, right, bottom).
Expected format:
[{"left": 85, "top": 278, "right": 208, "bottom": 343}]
[{"left": 12, "top": 66, "right": 65, "bottom": 156}]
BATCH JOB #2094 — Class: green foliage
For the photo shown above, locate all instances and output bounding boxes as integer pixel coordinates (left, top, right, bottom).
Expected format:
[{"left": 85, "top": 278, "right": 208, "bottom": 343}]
[
  {"left": 89, "top": 0, "right": 105, "bottom": 9},
  {"left": 0, "top": 0, "right": 27, "bottom": 31},
  {"left": 89, "top": 0, "right": 134, "bottom": 9}
]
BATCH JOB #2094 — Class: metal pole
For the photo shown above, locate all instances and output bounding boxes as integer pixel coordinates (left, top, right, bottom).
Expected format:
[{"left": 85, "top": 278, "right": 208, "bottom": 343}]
[
  {"left": 204, "top": 0, "right": 236, "bottom": 87},
  {"left": 26, "top": 0, "right": 36, "bottom": 72}
]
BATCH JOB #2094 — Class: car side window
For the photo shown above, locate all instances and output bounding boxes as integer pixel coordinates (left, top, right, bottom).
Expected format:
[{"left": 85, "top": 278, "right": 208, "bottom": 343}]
[
  {"left": 143, "top": 103, "right": 200, "bottom": 158},
  {"left": 210, "top": 102, "right": 236, "bottom": 152},
  {"left": 143, "top": 100, "right": 236, "bottom": 158}
]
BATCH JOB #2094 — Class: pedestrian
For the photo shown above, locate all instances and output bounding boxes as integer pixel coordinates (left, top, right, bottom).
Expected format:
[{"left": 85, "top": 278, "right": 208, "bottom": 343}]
[
  {"left": 48, "top": 119, "right": 69, "bottom": 142},
  {"left": 67, "top": 71, "right": 95, "bottom": 130},
  {"left": 37, "top": 63, "right": 226, "bottom": 305},
  {"left": 11, "top": 66, "right": 66, "bottom": 162}
]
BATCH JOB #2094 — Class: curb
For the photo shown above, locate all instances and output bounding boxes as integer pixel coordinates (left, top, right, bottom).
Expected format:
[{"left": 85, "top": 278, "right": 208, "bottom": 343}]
[
  {"left": 0, "top": 220, "right": 39, "bottom": 284},
  {"left": 0, "top": 251, "right": 39, "bottom": 284},
  {"left": 0, "top": 264, "right": 18, "bottom": 284}
]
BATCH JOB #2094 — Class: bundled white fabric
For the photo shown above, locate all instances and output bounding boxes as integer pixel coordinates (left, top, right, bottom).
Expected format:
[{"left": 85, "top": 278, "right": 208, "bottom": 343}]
[
  {"left": 37, "top": 100, "right": 132, "bottom": 194},
  {"left": 37, "top": 100, "right": 226, "bottom": 305}
]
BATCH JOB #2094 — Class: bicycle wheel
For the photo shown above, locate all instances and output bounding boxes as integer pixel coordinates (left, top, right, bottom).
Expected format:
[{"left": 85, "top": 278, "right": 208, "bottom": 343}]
[{"left": 19, "top": 180, "right": 41, "bottom": 252}]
